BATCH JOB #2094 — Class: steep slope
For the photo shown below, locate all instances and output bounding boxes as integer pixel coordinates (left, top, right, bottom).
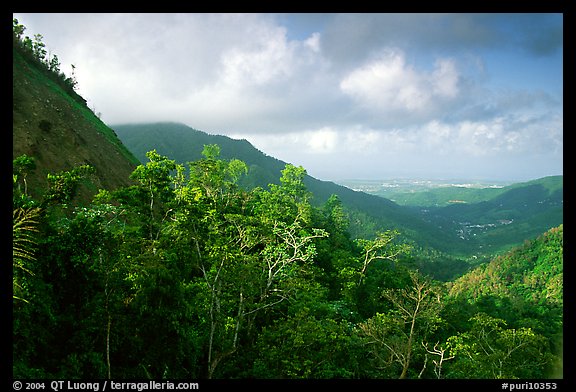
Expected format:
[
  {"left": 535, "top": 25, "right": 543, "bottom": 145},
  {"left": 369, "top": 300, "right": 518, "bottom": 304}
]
[
  {"left": 113, "top": 122, "right": 460, "bottom": 251},
  {"left": 13, "top": 40, "right": 139, "bottom": 204}
]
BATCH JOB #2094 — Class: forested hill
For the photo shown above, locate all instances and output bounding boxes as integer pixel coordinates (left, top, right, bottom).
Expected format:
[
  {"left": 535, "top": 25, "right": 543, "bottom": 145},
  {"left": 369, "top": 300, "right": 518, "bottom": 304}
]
[
  {"left": 113, "top": 122, "right": 458, "bottom": 251},
  {"left": 12, "top": 32, "right": 139, "bottom": 204},
  {"left": 449, "top": 224, "right": 563, "bottom": 305},
  {"left": 112, "top": 122, "right": 562, "bottom": 257},
  {"left": 441, "top": 224, "right": 564, "bottom": 378},
  {"left": 13, "top": 21, "right": 563, "bottom": 381},
  {"left": 445, "top": 224, "right": 564, "bottom": 378}
]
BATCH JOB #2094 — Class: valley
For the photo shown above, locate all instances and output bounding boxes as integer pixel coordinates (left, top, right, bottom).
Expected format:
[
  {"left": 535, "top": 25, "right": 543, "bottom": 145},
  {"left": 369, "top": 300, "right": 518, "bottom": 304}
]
[
  {"left": 12, "top": 19, "right": 563, "bottom": 381},
  {"left": 113, "top": 122, "right": 563, "bottom": 259},
  {"left": 336, "top": 177, "right": 513, "bottom": 203}
]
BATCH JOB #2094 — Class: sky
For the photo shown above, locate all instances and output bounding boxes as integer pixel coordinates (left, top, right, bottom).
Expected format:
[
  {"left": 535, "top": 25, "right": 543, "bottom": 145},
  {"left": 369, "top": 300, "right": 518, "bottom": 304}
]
[{"left": 13, "top": 13, "right": 563, "bottom": 182}]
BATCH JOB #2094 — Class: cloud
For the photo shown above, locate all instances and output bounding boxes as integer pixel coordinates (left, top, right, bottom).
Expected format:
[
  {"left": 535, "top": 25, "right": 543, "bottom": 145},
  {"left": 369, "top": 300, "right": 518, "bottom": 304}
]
[
  {"left": 306, "top": 127, "right": 339, "bottom": 153},
  {"left": 13, "top": 12, "right": 562, "bottom": 181},
  {"left": 339, "top": 49, "right": 462, "bottom": 125},
  {"left": 64, "top": 13, "right": 334, "bottom": 134},
  {"left": 319, "top": 13, "right": 563, "bottom": 67}
]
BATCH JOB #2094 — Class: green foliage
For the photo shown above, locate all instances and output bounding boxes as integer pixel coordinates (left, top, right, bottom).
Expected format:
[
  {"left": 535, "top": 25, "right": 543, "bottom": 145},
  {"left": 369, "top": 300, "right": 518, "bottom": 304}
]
[
  {"left": 448, "top": 225, "right": 563, "bottom": 317},
  {"left": 13, "top": 154, "right": 37, "bottom": 208},
  {"left": 357, "top": 270, "right": 444, "bottom": 378},
  {"left": 13, "top": 19, "right": 78, "bottom": 92},
  {"left": 252, "top": 306, "right": 357, "bottom": 378},
  {"left": 12, "top": 145, "right": 562, "bottom": 379},
  {"left": 446, "top": 313, "right": 555, "bottom": 378},
  {"left": 44, "top": 165, "right": 96, "bottom": 205},
  {"left": 12, "top": 207, "right": 42, "bottom": 303}
]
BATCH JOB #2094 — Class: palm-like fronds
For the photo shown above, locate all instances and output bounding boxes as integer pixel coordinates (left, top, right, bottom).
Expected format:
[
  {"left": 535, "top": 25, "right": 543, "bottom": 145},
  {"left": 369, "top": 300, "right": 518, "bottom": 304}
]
[{"left": 13, "top": 207, "right": 41, "bottom": 302}]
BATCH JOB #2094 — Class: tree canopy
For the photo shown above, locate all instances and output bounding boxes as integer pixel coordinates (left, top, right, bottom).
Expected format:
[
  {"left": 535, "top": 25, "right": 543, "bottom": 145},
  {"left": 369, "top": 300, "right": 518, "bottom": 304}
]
[{"left": 12, "top": 148, "right": 563, "bottom": 380}]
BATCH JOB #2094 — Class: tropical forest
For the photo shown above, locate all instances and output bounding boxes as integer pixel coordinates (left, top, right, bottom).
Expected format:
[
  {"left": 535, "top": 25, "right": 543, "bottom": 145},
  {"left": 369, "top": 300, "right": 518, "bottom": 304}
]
[{"left": 12, "top": 19, "right": 563, "bottom": 381}]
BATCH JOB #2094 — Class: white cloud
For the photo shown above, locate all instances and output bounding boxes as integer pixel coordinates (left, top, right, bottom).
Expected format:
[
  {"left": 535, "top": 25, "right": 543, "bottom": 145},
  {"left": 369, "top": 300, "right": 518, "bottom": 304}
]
[
  {"left": 219, "top": 25, "right": 294, "bottom": 88},
  {"left": 13, "top": 13, "right": 562, "bottom": 181},
  {"left": 431, "top": 59, "right": 459, "bottom": 98},
  {"left": 339, "top": 49, "right": 461, "bottom": 119},
  {"left": 304, "top": 32, "right": 321, "bottom": 52},
  {"left": 307, "top": 127, "right": 339, "bottom": 153},
  {"left": 344, "top": 127, "right": 382, "bottom": 153}
]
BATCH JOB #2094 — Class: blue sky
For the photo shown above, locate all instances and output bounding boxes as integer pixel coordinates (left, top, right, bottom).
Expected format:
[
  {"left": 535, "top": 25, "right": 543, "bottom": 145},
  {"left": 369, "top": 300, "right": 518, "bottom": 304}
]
[{"left": 13, "top": 13, "right": 563, "bottom": 182}]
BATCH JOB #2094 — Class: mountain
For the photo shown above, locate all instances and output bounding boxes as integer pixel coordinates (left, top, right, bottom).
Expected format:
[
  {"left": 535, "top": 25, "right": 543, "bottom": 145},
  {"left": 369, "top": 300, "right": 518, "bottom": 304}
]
[
  {"left": 112, "top": 122, "right": 465, "bottom": 252},
  {"left": 12, "top": 38, "right": 139, "bottom": 203},
  {"left": 413, "top": 176, "right": 563, "bottom": 254},
  {"left": 113, "top": 122, "right": 563, "bottom": 258}
]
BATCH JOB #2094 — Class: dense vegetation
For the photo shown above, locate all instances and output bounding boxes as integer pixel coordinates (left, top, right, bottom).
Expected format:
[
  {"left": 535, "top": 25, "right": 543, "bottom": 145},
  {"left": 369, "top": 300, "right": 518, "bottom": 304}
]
[
  {"left": 113, "top": 122, "right": 463, "bottom": 255},
  {"left": 114, "top": 123, "right": 563, "bottom": 261},
  {"left": 13, "top": 148, "right": 563, "bottom": 379},
  {"left": 12, "top": 19, "right": 563, "bottom": 381}
]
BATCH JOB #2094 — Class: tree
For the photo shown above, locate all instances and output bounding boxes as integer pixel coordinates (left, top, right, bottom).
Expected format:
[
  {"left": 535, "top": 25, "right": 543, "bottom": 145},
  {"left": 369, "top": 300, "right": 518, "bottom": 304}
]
[
  {"left": 358, "top": 270, "right": 443, "bottom": 378},
  {"left": 336, "top": 230, "right": 411, "bottom": 313},
  {"left": 252, "top": 304, "right": 357, "bottom": 378},
  {"left": 48, "top": 53, "right": 61, "bottom": 74},
  {"left": 129, "top": 150, "right": 179, "bottom": 240},
  {"left": 446, "top": 313, "right": 555, "bottom": 378},
  {"left": 13, "top": 18, "right": 26, "bottom": 40},
  {"left": 43, "top": 165, "right": 95, "bottom": 206},
  {"left": 259, "top": 164, "right": 312, "bottom": 225},
  {"left": 356, "top": 230, "right": 411, "bottom": 286},
  {"left": 322, "top": 194, "right": 348, "bottom": 235},
  {"left": 421, "top": 341, "right": 455, "bottom": 379},
  {"left": 13, "top": 154, "right": 37, "bottom": 208},
  {"left": 165, "top": 148, "right": 332, "bottom": 378},
  {"left": 32, "top": 34, "right": 47, "bottom": 63}
]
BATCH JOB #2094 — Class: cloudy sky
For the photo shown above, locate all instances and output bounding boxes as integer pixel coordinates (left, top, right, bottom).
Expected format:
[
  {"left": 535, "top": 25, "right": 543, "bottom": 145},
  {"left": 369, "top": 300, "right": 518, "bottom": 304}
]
[{"left": 13, "top": 13, "right": 563, "bottom": 182}]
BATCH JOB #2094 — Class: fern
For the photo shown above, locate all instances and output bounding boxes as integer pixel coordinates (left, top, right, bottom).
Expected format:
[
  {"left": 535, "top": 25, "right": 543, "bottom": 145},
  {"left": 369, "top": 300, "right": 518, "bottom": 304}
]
[{"left": 13, "top": 207, "right": 41, "bottom": 302}]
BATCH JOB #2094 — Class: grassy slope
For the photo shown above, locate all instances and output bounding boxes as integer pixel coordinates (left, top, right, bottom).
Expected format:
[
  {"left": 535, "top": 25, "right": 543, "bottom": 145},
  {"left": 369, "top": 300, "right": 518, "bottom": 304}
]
[{"left": 13, "top": 42, "right": 139, "bottom": 203}]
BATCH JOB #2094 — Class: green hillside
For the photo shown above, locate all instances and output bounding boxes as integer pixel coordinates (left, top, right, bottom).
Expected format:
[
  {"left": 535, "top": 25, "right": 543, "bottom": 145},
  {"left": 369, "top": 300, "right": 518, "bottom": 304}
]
[
  {"left": 13, "top": 20, "right": 562, "bottom": 380},
  {"left": 13, "top": 31, "right": 139, "bottom": 203},
  {"left": 446, "top": 224, "right": 563, "bottom": 358},
  {"left": 449, "top": 224, "right": 563, "bottom": 305},
  {"left": 442, "top": 224, "right": 563, "bottom": 378},
  {"left": 416, "top": 177, "right": 563, "bottom": 254}
]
